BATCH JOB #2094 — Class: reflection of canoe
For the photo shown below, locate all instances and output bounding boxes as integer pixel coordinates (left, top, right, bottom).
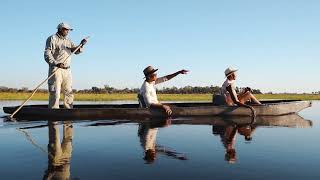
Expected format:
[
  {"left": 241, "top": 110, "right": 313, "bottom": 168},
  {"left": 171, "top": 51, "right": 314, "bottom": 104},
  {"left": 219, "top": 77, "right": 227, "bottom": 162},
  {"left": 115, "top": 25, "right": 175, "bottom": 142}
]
[
  {"left": 3, "top": 100, "right": 312, "bottom": 120},
  {"left": 86, "top": 114, "right": 312, "bottom": 128},
  {"left": 169, "top": 114, "right": 313, "bottom": 128}
]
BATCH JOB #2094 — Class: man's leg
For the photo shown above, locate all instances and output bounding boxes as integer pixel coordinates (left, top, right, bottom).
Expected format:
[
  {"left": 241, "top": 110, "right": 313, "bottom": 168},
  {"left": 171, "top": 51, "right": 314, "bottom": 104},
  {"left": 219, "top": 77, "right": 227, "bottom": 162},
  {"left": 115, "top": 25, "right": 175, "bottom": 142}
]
[
  {"left": 62, "top": 70, "right": 74, "bottom": 109},
  {"left": 48, "top": 71, "right": 62, "bottom": 109},
  {"left": 62, "top": 122, "right": 73, "bottom": 160},
  {"left": 238, "top": 91, "right": 261, "bottom": 104},
  {"left": 48, "top": 121, "right": 63, "bottom": 165}
]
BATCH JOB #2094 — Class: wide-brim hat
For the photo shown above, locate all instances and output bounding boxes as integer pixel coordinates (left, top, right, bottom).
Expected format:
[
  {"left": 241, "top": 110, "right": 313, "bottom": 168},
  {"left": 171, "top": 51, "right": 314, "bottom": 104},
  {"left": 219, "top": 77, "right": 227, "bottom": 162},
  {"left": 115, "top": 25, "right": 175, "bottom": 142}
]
[
  {"left": 225, "top": 67, "right": 238, "bottom": 77},
  {"left": 143, "top": 66, "right": 158, "bottom": 77}
]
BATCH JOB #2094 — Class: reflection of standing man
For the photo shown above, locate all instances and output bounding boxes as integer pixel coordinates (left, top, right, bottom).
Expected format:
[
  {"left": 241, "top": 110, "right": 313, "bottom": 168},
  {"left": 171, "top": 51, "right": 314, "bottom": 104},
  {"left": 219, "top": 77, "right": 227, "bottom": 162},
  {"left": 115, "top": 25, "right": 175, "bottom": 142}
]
[
  {"left": 44, "top": 22, "right": 87, "bottom": 109},
  {"left": 43, "top": 121, "right": 73, "bottom": 180}
]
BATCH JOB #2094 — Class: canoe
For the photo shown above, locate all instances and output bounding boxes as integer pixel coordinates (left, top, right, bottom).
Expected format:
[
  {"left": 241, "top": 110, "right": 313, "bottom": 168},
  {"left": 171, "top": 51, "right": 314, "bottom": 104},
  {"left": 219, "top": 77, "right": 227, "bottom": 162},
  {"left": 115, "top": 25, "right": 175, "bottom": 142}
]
[{"left": 2, "top": 100, "right": 312, "bottom": 120}]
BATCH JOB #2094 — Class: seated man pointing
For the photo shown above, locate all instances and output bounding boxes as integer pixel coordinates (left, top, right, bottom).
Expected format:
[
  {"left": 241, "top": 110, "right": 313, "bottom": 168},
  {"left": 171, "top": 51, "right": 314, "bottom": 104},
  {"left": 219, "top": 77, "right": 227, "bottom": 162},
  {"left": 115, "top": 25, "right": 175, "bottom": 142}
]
[{"left": 139, "top": 66, "right": 188, "bottom": 115}]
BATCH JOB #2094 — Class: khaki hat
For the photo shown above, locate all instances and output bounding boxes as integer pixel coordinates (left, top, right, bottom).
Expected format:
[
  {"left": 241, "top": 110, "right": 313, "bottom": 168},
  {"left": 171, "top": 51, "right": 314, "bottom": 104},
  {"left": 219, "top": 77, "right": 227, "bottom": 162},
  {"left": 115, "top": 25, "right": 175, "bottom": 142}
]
[
  {"left": 143, "top": 66, "right": 158, "bottom": 77},
  {"left": 225, "top": 67, "right": 238, "bottom": 77},
  {"left": 57, "top": 22, "right": 73, "bottom": 31}
]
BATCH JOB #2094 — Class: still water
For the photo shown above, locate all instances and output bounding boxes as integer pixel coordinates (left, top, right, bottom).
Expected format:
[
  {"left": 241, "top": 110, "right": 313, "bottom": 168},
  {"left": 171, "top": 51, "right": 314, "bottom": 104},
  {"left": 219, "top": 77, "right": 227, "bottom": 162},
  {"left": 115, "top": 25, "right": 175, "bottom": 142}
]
[{"left": 0, "top": 101, "right": 319, "bottom": 180}]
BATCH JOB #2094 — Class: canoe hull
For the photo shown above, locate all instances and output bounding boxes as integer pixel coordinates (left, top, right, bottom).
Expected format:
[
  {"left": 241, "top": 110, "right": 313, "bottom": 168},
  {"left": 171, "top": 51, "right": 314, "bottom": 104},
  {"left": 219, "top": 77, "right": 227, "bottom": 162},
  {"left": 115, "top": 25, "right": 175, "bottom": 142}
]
[
  {"left": 3, "top": 100, "right": 312, "bottom": 120},
  {"left": 170, "top": 100, "right": 312, "bottom": 116}
]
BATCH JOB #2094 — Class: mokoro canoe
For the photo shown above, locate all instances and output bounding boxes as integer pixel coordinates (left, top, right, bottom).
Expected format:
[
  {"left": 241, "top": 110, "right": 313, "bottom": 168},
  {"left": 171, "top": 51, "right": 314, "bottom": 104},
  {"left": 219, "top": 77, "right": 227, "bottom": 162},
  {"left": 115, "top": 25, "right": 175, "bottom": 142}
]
[
  {"left": 19, "top": 114, "right": 312, "bottom": 129},
  {"left": 2, "top": 100, "right": 312, "bottom": 120}
]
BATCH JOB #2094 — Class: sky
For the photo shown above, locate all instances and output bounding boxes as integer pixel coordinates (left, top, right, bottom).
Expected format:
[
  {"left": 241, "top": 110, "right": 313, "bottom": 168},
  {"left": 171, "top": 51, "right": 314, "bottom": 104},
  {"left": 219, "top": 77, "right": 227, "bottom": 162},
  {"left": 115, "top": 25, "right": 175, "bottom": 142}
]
[{"left": 0, "top": 0, "right": 319, "bottom": 93}]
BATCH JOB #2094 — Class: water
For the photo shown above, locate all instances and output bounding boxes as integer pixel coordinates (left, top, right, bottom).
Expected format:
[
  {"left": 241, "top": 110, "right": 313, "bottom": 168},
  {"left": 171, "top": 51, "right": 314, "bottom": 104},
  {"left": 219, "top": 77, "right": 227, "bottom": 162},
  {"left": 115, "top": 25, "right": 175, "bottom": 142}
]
[{"left": 0, "top": 100, "right": 319, "bottom": 180}]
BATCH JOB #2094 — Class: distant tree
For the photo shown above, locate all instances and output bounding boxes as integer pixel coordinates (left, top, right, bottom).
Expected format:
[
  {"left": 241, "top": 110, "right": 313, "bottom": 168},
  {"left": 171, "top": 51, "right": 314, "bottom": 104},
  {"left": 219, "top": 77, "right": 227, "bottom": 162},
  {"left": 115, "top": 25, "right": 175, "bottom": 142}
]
[
  {"left": 91, "top": 86, "right": 100, "bottom": 93},
  {"left": 104, "top": 84, "right": 115, "bottom": 93},
  {"left": 19, "top": 87, "right": 29, "bottom": 92},
  {"left": 0, "top": 86, "right": 9, "bottom": 92}
]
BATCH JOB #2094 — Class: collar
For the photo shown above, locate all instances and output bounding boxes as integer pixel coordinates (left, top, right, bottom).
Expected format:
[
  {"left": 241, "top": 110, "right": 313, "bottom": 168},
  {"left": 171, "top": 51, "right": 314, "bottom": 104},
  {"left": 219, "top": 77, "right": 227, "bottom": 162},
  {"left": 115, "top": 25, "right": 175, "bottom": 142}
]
[
  {"left": 56, "top": 32, "right": 66, "bottom": 40},
  {"left": 145, "top": 80, "right": 155, "bottom": 85}
]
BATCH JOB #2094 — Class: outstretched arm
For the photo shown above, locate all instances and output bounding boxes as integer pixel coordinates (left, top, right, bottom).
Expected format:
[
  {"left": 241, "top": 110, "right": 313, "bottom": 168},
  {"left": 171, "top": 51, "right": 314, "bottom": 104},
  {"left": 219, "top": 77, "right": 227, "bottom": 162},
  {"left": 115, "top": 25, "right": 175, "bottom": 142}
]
[
  {"left": 165, "top": 69, "right": 189, "bottom": 81},
  {"left": 156, "top": 69, "right": 189, "bottom": 84}
]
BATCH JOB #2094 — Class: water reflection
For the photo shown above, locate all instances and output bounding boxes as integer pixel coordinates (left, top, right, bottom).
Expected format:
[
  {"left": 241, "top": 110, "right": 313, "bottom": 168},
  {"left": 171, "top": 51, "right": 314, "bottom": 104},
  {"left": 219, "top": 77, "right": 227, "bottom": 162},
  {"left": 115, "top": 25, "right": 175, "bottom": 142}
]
[
  {"left": 138, "top": 118, "right": 187, "bottom": 164},
  {"left": 13, "top": 114, "right": 313, "bottom": 179},
  {"left": 85, "top": 114, "right": 312, "bottom": 164},
  {"left": 212, "top": 120, "right": 256, "bottom": 163},
  {"left": 208, "top": 115, "right": 312, "bottom": 164},
  {"left": 43, "top": 121, "right": 73, "bottom": 180}
]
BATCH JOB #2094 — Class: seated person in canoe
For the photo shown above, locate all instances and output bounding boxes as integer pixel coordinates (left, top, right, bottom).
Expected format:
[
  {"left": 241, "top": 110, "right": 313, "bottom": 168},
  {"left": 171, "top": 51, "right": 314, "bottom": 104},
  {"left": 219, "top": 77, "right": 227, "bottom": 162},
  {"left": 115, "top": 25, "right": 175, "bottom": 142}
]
[
  {"left": 138, "top": 66, "right": 188, "bottom": 115},
  {"left": 216, "top": 67, "right": 261, "bottom": 116}
]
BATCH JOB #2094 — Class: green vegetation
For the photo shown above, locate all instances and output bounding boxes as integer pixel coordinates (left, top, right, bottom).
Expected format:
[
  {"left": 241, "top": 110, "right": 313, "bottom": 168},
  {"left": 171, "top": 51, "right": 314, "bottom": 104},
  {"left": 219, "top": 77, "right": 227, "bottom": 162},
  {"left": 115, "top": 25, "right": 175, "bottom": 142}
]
[
  {"left": 0, "top": 92, "right": 319, "bottom": 101},
  {"left": 255, "top": 94, "right": 320, "bottom": 101}
]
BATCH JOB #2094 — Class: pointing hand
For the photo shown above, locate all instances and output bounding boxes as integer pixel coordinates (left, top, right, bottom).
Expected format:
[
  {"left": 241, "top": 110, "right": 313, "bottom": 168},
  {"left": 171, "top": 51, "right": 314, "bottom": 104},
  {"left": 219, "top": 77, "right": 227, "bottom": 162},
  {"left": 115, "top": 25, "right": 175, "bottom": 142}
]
[{"left": 179, "top": 69, "right": 189, "bottom": 74}]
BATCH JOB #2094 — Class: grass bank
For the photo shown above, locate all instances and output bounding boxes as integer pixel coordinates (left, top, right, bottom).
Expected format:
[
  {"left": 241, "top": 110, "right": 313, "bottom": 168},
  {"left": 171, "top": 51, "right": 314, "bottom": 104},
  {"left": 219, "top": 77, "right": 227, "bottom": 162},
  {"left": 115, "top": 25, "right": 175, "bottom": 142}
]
[{"left": 0, "top": 92, "right": 319, "bottom": 101}]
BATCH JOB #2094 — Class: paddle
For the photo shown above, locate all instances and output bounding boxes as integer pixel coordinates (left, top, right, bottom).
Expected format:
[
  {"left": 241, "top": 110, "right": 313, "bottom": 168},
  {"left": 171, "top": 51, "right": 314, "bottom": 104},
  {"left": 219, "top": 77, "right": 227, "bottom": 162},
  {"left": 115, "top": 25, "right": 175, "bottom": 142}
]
[{"left": 8, "top": 36, "right": 90, "bottom": 121}]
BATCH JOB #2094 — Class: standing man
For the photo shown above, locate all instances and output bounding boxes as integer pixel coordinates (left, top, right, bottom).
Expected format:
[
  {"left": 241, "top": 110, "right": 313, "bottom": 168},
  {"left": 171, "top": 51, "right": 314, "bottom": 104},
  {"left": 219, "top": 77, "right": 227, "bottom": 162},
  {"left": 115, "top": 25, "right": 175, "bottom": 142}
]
[
  {"left": 139, "top": 66, "right": 188, "bottom": 115},
  {"left": 44, "top": 22, "right": 87, "bottom": 109}
]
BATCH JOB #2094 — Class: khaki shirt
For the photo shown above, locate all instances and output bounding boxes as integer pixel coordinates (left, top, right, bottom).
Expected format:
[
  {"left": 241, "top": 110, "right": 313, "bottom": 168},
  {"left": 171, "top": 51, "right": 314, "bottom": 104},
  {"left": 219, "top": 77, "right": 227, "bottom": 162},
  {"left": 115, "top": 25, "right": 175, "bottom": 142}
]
[{"left": 44, "top": 33, "right": 83, "bottom": 69}]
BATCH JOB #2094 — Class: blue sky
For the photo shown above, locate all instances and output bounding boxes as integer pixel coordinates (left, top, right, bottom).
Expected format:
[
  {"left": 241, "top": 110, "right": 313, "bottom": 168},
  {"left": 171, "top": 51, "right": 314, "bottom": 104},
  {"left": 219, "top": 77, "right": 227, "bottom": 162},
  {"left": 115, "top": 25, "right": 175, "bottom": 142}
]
[{"left": 0, "top": 0, "right": 319, "bottom": 93}]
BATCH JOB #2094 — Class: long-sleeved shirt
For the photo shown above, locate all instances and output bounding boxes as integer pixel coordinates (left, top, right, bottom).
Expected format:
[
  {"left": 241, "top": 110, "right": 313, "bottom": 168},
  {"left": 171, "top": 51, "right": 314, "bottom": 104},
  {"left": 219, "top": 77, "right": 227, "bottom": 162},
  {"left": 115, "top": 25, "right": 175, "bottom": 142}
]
[
  {"left": 220, "top": 79, "right": 238, "bottom": 105},
  {"left": 139, "top": 76, "right": 168, "bottom": 108},
  {"left": 44, "top": 33, "right": 83, "bottom": 69}
]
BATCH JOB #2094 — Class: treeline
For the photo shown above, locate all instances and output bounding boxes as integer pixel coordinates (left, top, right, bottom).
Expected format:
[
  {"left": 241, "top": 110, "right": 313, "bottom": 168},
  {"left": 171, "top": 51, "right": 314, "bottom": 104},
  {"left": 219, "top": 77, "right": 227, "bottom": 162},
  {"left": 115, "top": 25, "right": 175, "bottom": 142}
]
[
  {"left": 0, "top": 86, "right": 48, "bottom": 93},
  {"left": 0, "top": 85, "right": 264, "bottom": 94}
]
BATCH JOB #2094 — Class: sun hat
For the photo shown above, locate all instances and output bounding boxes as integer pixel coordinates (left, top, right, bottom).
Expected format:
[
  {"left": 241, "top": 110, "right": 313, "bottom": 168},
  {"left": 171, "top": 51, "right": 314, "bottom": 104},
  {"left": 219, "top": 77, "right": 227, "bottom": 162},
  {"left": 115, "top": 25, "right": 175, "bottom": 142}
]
[
  {"left": 57, "top": 22, "right": 73, "bottom": 31},
  {"left": 224, "top": 67, "right": 238, "bottom": 77},
  {"left": 143, "top": 66, "right": 158, "bottom": 77}
]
